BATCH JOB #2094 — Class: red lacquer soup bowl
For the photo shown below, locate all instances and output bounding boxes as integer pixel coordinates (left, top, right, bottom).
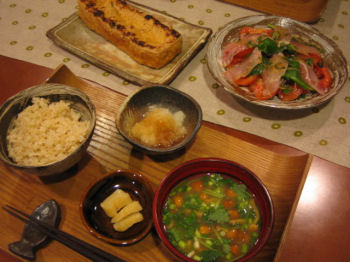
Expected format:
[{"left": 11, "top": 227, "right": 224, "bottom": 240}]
[{"left": 153, "top": 158, "right": 274, "bottom": 262}]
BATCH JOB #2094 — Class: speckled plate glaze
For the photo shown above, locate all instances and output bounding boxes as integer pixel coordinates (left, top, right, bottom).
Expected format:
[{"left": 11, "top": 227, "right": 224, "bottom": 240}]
[
  {"left": 207, "top": 15, "right": 348, "bottom": 110},
  {"left": 46, "top": 1, "right": 212, "bottom": 86}
]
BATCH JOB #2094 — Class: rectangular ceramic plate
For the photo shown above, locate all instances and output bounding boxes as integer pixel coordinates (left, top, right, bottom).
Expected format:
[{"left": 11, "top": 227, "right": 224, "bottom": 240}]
[{"left": 46, "top": 2, "right": 212, "bottom": 86}]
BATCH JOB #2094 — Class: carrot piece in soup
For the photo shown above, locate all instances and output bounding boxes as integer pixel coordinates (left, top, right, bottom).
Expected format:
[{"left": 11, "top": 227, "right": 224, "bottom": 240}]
[
  {"left": 249, "top": 223, "right": 259, "bottom": 232},
  {"left": 173, "top": 195, "right": 184, "bottom": 207},
  {"left": 199, "top": 224, "right": 211, "bottom": 235},
  {"left": 226, "top": 229, "right": 238, "bottom": 239},
  {"left": 191, "top": 180, "right": 204, "bottom": 192},
  {"left": 231, "top": 244, "right": 240, "bottom": 256},
  {"left": 223, "top": 199, "right": 236, "bottom": 210},
  {"left": 228, "top": 210, "right": 240, "bottom": 219},
  {"left": 225, "top": 188, "right": 238, "bottom": 198},
  {"left": 239, "top": 231, "right": 251, "bottom": 243},
  {"left": 199, "top": 192, "right": 209, "bottom": 201}
]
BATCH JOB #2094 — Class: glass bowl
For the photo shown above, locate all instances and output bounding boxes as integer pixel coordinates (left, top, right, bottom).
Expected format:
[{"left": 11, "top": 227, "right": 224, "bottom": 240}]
[{"left": 206, "top": 15, "right": 348, "bottom": 109}]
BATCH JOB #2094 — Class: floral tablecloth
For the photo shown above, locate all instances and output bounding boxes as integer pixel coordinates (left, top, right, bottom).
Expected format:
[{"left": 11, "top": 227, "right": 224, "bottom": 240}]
[{"left": 1, "top": 0, "right": 349, "bottom": 168}]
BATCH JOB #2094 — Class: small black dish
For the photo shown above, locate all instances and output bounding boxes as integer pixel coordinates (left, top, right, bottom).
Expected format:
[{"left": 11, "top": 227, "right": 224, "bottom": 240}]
[{"left": 80, "top": 170, "right": 154, "bottom": 246}]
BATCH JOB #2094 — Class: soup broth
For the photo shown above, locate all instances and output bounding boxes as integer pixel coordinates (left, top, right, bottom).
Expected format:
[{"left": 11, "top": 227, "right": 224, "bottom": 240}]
[{"left": 162, "top": 173, "right": 260, "bottom": 262}]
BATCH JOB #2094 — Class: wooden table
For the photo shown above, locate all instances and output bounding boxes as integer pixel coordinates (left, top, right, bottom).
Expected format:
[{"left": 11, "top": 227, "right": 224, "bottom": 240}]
[{"left": 0, "top": 55, "right": 349, "bottom": 262}]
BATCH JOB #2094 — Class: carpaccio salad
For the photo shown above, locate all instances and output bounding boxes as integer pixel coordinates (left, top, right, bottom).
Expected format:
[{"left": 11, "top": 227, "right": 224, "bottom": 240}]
[{"left": 221, "top": 25, "right": 332, "bottom": 101}]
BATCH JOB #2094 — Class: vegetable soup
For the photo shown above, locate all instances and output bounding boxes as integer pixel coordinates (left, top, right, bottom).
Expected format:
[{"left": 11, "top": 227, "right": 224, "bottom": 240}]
[{"left": 162, "top": 173, "right": 260, "bottom": 262}]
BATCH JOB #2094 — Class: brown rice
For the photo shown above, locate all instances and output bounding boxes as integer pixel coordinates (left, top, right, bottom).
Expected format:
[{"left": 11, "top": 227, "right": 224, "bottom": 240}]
[{"left": 6, "top": 97, "right": 90, "bottom": 166}]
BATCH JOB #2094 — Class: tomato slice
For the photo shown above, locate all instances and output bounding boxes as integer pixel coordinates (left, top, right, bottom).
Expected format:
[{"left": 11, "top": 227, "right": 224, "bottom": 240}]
[
  {"left": 314, "top": 65, "right": 332, "bottom": 90},
  {"left": 319, "top": 66, "right": 332, "bottom": 90},
  {"left": 239, "top": 26, "right": 273, "bottom": 38},
  {"left": 250, "top": 77, "right": 275, "bottom": 100},
  {"left": 278, "top": 83, "right": 304, "bottom": 101},
  {"left": 304, "top": 53, "right": 332, "bottom": 90},
  {"left": 225, "top": 47, "right": 254, "bottom": 68},
  {"left": 235, "top": 74, "right": 258, "bottom": 86},
  {"left": 307, "top": 53, "right": 322, "bottom": 66}
]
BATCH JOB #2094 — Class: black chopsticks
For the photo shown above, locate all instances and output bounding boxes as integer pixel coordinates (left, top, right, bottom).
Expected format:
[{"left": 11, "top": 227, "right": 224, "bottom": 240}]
[{"left": 3, "top": 205, "right": 126, "bottom": 262}]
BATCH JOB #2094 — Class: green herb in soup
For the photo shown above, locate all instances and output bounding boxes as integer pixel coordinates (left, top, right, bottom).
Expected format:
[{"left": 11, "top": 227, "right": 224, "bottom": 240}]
[{"left": 162, "top": 173, "right": 260, "bottom": 262}]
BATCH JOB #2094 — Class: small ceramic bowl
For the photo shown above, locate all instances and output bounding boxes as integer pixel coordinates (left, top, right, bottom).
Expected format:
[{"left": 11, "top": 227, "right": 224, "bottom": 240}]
[
  {"left": 153, "top": 158, "right": 274, "bottom": 262},
  {"left": 206, "top": 15, "right": 348, "bottom": 109},
  {"left": 0, "top": 83, "right": 96, "bottom": 176},
  {"left": 116, "top": 85, "right": 202, "bottom": 155},
  {"left": 80, "top": 169, "right": 154, "bottom": 246}
]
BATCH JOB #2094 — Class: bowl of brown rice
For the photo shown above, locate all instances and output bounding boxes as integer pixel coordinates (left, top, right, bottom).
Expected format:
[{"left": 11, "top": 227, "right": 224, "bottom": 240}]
[{"left": 0, "top": 83, "right": 96, "bottom": 176}]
